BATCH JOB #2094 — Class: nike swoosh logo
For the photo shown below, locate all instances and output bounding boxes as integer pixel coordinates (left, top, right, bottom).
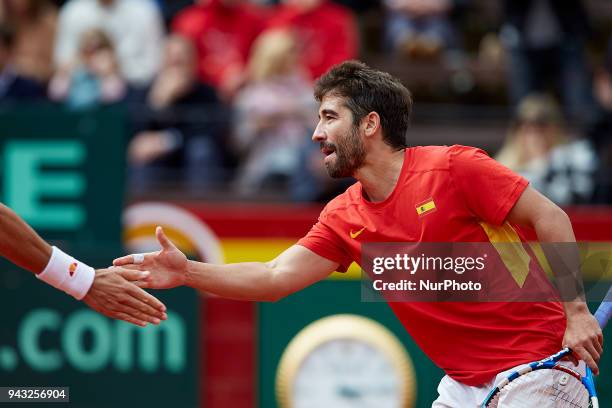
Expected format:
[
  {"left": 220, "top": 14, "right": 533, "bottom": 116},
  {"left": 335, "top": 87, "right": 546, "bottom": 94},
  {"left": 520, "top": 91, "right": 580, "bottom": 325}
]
[{"left": 350, "top": 227, "right": 366, "bottom": 239}]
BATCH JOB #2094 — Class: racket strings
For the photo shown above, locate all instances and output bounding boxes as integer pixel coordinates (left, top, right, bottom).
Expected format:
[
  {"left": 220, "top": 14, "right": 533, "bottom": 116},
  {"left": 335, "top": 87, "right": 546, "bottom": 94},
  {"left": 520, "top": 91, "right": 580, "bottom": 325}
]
[
  {"left": 485, "top": 368, "right": 590, "bottom": 407},
  {"left": 546, "top": 383, "right": 585, "bottom": 408}
]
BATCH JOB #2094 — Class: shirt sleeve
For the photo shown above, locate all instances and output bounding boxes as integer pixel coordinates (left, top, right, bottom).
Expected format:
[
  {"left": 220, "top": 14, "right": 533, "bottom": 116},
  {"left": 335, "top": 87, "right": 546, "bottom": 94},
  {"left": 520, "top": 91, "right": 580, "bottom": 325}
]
[
  {"left": 297, "top": 214, "right": 352, "bottom": 272},
  {"left": 450, "top": 145, "right": 529, "bottom": 225}
]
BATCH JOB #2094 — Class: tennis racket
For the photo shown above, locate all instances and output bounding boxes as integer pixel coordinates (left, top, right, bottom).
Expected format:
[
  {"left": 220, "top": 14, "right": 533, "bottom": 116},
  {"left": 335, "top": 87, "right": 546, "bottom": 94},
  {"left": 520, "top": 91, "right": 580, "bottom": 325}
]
[{"left": 481, "top": 285, "right": 612, "bottom": 408}]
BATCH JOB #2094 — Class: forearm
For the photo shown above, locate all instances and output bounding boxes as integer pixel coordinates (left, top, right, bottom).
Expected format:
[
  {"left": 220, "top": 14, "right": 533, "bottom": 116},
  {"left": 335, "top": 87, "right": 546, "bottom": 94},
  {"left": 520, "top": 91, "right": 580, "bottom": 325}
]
[
  {"left": 0, "top": 204, "right": 51, "bottom": 274},
  {"left": 507, "top": 188, "right": 601, "bottom": 368},
  {"left": 533, "top": 208, "right": 585, "bottom": 307},
  {"left": 185, "top": 260, "right": 284, "bottom": 302},
  {"left": 532, "top": 208, "right": 576, "bottom": 243}
]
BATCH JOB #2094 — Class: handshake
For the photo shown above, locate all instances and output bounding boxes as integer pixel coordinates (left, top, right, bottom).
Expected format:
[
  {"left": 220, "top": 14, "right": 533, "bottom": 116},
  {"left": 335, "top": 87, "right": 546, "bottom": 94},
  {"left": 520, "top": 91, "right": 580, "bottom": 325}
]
[
  {"left": 62, "top": 226, "right": 186, "bottom": 328},
  {"left": 2, "top": 203, "right": 192, "bottom": 329}
]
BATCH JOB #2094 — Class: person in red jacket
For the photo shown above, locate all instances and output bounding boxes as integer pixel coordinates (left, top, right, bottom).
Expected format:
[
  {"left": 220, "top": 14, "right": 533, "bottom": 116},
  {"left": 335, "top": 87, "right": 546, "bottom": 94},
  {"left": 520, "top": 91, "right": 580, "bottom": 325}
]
[
  {"left": 171, "top": 0, "right": 266, "bottom": 98},
  {"left": 267, "top": 0, "right": 358, "bottom": 81}
]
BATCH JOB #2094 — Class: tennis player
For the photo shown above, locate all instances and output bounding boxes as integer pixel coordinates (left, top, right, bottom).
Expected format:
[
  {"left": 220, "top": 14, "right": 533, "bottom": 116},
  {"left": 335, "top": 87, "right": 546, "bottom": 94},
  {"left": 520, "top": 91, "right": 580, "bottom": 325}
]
[
  {"left": 0, "top": 203, "right": 166, "bottom": 327},
  {"left": 114, "top": 61, "right": 603, "bottom": 406}
]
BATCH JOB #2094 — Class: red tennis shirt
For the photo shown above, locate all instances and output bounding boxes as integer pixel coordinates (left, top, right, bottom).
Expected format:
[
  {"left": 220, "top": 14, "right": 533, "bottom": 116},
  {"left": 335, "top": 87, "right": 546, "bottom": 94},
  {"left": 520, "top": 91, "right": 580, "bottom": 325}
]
[{"left": 298, "top": 145, "right": 566, "bottom": 386}]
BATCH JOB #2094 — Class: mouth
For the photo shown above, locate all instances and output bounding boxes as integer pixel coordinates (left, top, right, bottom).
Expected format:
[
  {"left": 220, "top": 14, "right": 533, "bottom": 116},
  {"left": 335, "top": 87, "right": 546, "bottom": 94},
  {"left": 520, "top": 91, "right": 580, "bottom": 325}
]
[
  {"left": 321, "top": 143, "right": 336, "bottom": 156},
  {"left": 320, "top": 143, "right": 336, "bottom": 164}
]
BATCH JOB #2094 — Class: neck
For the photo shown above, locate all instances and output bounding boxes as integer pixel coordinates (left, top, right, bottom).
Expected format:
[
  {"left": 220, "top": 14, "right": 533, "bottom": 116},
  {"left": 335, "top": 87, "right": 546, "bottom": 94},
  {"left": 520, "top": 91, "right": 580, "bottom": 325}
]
[{"left": 355, "top": 147, "right": 405, "bottom": 202}]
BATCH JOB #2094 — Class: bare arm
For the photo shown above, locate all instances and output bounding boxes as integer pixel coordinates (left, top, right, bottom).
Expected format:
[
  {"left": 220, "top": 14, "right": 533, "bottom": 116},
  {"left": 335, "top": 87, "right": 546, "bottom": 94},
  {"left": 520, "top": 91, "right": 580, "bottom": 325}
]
[
  {"left": 507, "top": 186, "right": 603, "bottom": 374},
  {"left": 0, "top": 203, "right": 52, "bottom": 274},
  {"left": 113, "top": 227, "right": 340, "bottom": 302},
  {"left": 506, "top": 186, "right": 576, "bottom": 242},
  {"left": 186, "top": 245, "right": 339, "bottom": 301}
]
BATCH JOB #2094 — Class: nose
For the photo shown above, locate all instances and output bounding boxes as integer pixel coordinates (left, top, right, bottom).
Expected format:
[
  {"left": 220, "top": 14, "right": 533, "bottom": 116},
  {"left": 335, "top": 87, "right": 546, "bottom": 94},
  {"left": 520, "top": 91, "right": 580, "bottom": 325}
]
[{"left": 312, "top": 122, "right": 325, "bottom": 142}]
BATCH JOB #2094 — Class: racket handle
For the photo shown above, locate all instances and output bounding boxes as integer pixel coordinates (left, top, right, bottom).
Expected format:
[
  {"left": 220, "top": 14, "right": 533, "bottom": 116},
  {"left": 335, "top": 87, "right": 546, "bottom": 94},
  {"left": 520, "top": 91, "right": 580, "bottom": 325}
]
[
  {"left": 584, "top": 366, "right": 599, "bottom": 408},
  {"left": 592, "top": 397, "right": 600, "bottom": 408},
  {"left": 594, "top": 286, "right": 612, "bottom": 329}
]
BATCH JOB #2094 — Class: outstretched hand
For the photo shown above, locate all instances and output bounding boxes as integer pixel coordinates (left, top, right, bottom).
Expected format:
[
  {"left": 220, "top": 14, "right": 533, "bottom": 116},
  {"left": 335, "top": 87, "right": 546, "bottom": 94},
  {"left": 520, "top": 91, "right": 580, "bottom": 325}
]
[
  {"left": 83, "top": 267, "right": 167, "bottom": 327},
  {"left": 113, "top": 226, "right": 188, "bottom": 290}
]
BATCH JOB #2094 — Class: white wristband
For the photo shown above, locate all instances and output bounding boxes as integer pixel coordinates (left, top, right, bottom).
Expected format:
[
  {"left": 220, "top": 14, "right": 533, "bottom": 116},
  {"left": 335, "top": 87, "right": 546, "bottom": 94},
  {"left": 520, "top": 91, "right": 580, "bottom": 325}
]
[{"left": 36, "top": 246, "right": 96, "bottom": 300}]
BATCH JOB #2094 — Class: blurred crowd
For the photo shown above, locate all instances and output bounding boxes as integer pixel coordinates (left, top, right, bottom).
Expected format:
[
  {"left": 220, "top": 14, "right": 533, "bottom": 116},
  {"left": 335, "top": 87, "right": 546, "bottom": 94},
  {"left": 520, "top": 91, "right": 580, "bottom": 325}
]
[{"left": 0, "top": 0, "right": 611, "bottom": 204}]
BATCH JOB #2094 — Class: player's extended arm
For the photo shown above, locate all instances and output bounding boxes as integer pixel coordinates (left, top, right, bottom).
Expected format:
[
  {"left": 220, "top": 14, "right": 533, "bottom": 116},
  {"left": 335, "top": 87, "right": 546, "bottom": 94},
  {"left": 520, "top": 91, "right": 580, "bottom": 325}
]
[
  {"left": 0, "top": 203, "right": 53, "bottom": 273},
  {"left": 113, "top": 226, "right": 339, "bottom": 302},
  {"left": 507, "top": 186, "right": 603, "bottom": 374},
  {"left": 0, "top": 203, "right": 166, "bottom": 327}
]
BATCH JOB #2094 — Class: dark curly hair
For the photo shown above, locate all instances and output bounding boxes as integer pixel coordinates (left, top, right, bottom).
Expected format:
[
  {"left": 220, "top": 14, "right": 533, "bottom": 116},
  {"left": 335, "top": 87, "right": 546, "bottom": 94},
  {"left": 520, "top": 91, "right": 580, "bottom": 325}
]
[{"left": 314, "top": 60, "right": 412, "bottom": 149}]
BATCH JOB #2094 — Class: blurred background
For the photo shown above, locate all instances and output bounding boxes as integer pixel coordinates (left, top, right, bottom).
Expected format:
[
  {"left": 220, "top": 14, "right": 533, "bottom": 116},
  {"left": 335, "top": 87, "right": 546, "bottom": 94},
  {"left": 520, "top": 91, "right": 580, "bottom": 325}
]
[{"left": 0, "top": 0, "right": 611, "bottom": 407}]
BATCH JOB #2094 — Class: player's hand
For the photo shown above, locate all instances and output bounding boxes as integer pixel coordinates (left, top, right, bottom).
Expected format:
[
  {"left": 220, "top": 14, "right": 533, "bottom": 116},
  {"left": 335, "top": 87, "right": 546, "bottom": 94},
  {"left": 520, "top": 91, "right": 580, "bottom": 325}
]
[
  {"left": 113, "top": 226, "right": 188, "bottom": 290},
  {"left": 563, "top": 303, "right": 604, "bottom": 375},
  {"left": 82, "top": 267, "right": 168, "bottom": 327}
]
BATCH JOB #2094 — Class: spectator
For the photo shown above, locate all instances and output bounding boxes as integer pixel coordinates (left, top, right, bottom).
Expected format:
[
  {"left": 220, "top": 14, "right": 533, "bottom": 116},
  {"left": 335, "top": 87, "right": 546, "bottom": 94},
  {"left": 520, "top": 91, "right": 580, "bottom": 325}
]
[
  {"left": 496, "top": 93, "right": 597, "bottom": 205},
  {"left": 232, "top": 29, "right": 316, "bottom": 196},
  {"left": 383, "top": 0, "right": 458, "bottom": 59},
  {"left": 48, "top": 28, "right": 127, "bottom": 110},
  {"left": 172, "top": 0, "right": 266, "bottom": 99},
  {"left": 267, "top": 0, "right": 358, "bottom": 81},
  {"left": 588, "top": 39, "right": 612, "bottom": 203},
  {"left": 127, "top": 34, "right": 228, "bottom": 193},
  {"left": 0, "top": 23, "right": 45, "bottom": 101},
  {"left": 0, "top": 0, "right": 57, "bottom": 82},
  {"left": 54, "top": 0, "right": 164, "bottom": 87},
  {"left": 500, "top": 0, "right": 595, "bottom": 124}
]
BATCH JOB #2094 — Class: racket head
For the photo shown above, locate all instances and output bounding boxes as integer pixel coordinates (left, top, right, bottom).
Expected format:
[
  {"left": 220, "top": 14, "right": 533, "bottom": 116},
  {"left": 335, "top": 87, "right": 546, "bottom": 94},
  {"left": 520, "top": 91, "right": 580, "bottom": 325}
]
[
  {"left": 483, "top": 283, "right": 611, "bottom": 408},
  {"left": 483, "top": 365, "right": 591, "bottom": 408}
]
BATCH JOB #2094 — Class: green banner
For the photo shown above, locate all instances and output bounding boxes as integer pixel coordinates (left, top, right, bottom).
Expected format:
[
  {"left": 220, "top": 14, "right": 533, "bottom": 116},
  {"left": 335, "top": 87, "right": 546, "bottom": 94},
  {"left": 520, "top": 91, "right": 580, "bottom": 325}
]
[
  {"left": 0, "top": 104, "right": 126, "bottom": 244},
  {"left": 0, "top": 106, "right": 199, "bottom": 407},
  {"left": 0, "top": 258, "right": 199, "bottom": 407}
]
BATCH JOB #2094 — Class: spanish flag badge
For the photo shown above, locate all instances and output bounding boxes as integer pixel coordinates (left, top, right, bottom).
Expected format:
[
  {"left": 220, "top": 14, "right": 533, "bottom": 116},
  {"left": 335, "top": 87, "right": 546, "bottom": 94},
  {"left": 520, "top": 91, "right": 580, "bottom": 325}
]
[{"left": 416, "top": 198, "right": 436, "bottom": 216}]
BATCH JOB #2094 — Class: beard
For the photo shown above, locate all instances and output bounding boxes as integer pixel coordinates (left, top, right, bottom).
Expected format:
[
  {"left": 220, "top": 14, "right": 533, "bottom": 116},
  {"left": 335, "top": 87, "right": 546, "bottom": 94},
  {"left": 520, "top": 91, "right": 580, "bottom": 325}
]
[{"left": 322, "top": 125, "right": 366, "bottom": 178}]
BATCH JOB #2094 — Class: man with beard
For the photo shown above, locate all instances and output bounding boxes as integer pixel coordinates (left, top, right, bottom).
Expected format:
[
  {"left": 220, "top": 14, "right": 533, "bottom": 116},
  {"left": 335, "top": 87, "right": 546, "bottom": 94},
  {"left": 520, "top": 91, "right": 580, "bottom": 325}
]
[{"left": 113, "top": 61, "right": 602, "bottom": 406}]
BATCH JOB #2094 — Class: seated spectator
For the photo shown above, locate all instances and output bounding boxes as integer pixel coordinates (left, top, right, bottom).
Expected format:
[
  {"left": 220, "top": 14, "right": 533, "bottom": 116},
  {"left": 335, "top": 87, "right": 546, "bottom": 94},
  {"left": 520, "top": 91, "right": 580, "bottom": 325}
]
[
  {"left": 496, "top": 93, "right": 597, "bottom": 205},
  {"left": 172, "top": 0, "right": 266, "bottom": 100},
  {"left": 0, "top": 23, "right": 45, "bottom": 102},
  {"left": 127, "top": 34, "right": 228, "bottom": 193},
  {"left": 54, "top": 0, "right": 164, "bottom": 87},
  {"left": 232, "top": 29, "right": 316, "bottom": 196},
  {"left": 49, "top": 28, "right": 126, "bottom": 110},
  {"left": 267, "top": 0, "right": 358, "bottom": 81},
  {"left": 0, "top": 0, "right": 57, "bottom": 82},
  {"left": 383, "top": 0, "right": 458, "bottom": 59},
  {"left": 500, "top": 0, "right": 595, "bottom": 125},
  {"left": 588, "top": 39, "right": 612, "bottom": 203}
]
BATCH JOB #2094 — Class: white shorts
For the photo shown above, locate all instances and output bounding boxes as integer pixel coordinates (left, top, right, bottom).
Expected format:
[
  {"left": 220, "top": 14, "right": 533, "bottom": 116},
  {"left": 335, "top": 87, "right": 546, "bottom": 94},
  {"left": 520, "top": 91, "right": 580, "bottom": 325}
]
[{"left": 432, "top": 361, "right": 586, "bottom": 408}]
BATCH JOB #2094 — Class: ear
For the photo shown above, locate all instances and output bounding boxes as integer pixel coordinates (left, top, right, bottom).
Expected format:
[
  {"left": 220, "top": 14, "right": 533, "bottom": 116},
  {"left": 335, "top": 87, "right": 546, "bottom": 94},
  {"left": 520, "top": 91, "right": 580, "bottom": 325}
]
[{"left": 362, "top": 112, "right": 380, "bottom": 137}]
